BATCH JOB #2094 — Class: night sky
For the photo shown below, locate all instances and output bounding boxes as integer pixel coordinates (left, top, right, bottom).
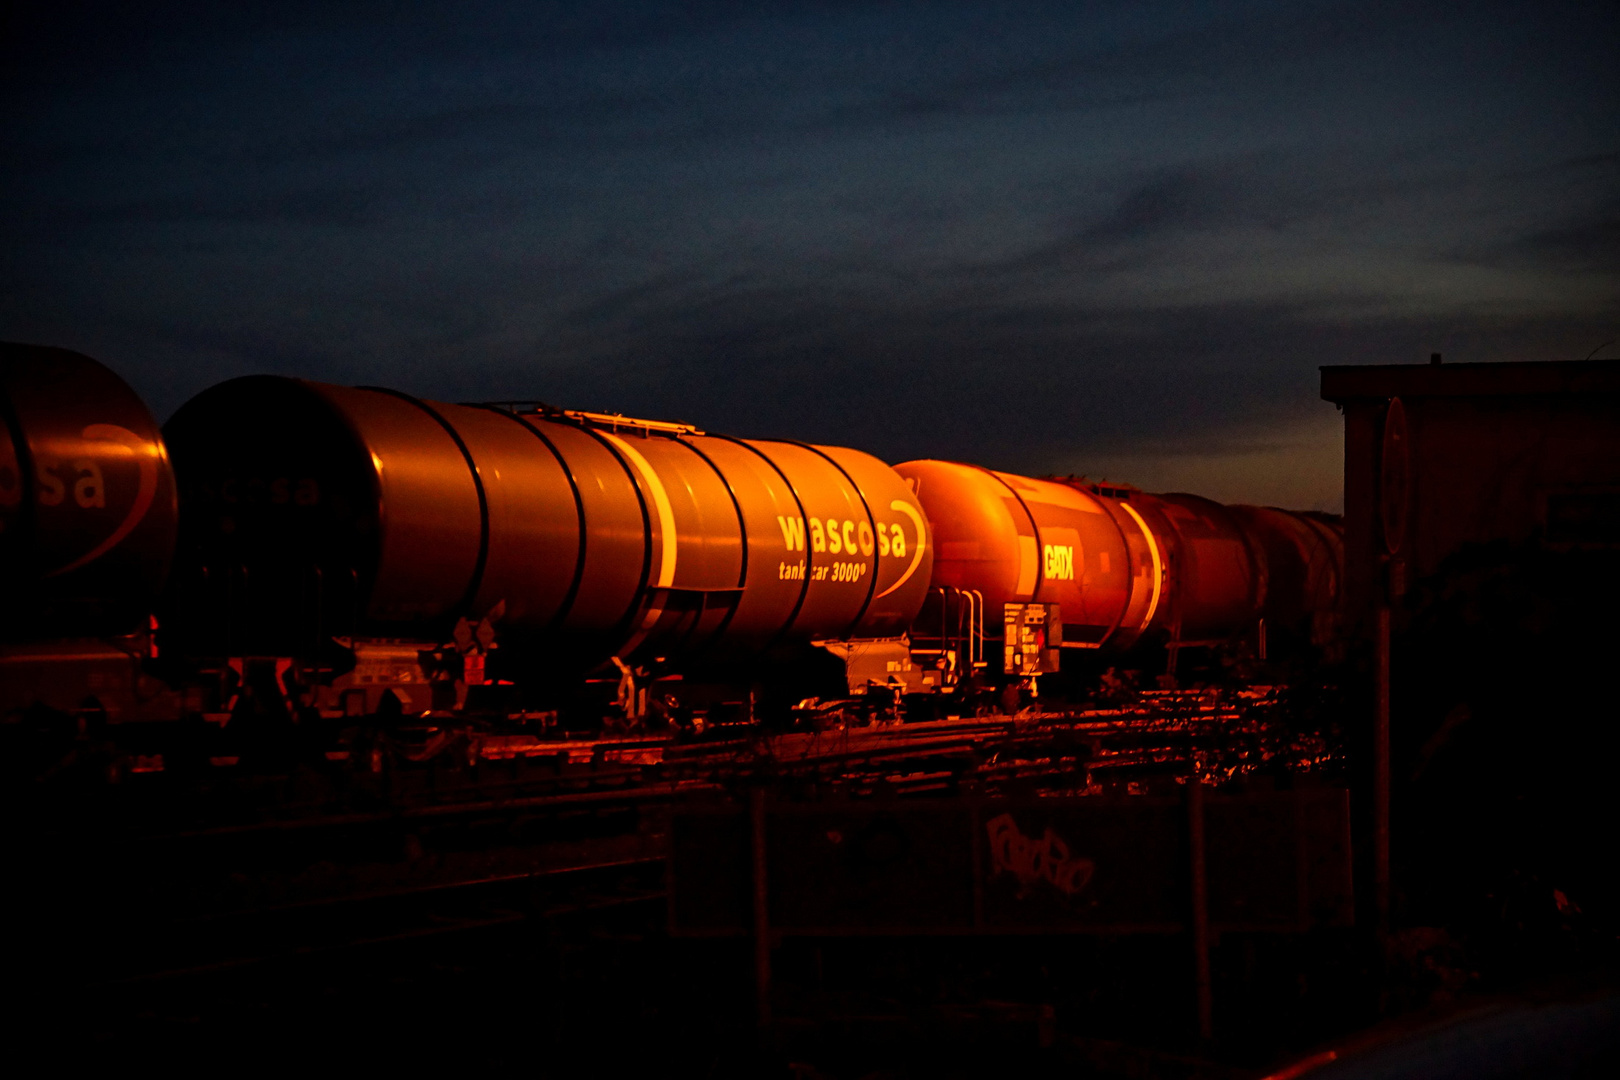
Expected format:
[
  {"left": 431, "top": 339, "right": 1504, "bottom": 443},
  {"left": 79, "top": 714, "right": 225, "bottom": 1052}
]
[{"left": 3, "top": 2, "right": 1616, "bottom": 511}]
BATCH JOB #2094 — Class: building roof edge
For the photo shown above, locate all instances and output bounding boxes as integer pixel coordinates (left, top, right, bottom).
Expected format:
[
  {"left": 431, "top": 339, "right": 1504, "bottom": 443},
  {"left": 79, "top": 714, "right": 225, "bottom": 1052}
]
[{"left": 1321, "top": 359, "right": 1620, "bottom": 401}]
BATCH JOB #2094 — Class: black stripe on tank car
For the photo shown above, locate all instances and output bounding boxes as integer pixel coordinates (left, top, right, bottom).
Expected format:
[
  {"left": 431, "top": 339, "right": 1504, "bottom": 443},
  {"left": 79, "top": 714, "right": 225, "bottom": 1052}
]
[
  {"left": 1230, "top": 505, "right": 1269, "bottom": 618},
  {"left": 974, "top": 464, "right": 1044, "bottom": 598},
  {"left": 477, "top": 406, "right": 589, "bottom": 631},
  {"left": 1181, "top": 494, "right": 1268, "bottom": 619},
  {"left": 671, "top": 435, "right": 749, "bottom": 655},
  {"left": 0, "top": 378, "right": 38, "bottom": 552},
  {"left": 358, "top": 386, "right": 490, "bottom": 619},
  {"left": 1091, "top": 494, "right": 1139, "bottom": 650},
  {"left": 1295, "top": 512, "right": 1344, "bottom": 598},
  {"left": 678, "top": 438, "right": 748, "bottom": 588},
  {"left": 1140, "top": 501, "right": 1192, "bottom": 641},
  {"left": 573, "top": 424, "right": 656, "bottom": 651},
  {"left": 718, "top": 435, "right": 813, "bottom": 651},
  {"left": 789, "top": 441, "right": 881, "bottom": 639}
]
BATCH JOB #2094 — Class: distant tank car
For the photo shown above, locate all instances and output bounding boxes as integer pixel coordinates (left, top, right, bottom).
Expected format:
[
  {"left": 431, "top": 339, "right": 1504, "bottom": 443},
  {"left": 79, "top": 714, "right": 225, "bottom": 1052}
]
[{"left": 895, "top": 460, "right": 1341, "bottom": 676}]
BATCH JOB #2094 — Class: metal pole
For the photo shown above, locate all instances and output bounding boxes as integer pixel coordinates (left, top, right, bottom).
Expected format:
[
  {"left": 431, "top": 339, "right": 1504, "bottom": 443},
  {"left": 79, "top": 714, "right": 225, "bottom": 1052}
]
[
  {"left": 1188, "top": 777, "right": 1213, "bottom": 1041},
  {"left": 1373, "top": 601, "right": 1391, "bottom": 944},
  {"left": 750, "top": 784, "right": 772, "bottom": 1038}
]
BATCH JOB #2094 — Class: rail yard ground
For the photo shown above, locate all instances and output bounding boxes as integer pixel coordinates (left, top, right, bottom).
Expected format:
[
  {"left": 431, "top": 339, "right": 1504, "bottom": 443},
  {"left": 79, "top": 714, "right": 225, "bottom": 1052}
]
[{"left": 6, "top": 687, "right": 1614, "bottom": 1077}]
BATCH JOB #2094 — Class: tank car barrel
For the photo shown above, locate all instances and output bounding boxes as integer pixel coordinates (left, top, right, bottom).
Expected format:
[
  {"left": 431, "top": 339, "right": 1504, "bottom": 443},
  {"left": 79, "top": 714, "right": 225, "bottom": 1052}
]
[
  {"left": 896, "top": 459, "right": 1341, "bottom": 660},
  {"left": 1, "top": 343, "right": 177, "bottom": 638},
  {"left": 163, "top": 378, "right": 932, "bottom": 667}
]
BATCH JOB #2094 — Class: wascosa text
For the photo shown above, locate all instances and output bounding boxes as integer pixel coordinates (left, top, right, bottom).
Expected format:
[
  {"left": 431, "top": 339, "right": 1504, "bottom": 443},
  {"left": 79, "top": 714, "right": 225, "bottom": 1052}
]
[{"left": 776, "top": 516, "right": 908, "bottom": 558}]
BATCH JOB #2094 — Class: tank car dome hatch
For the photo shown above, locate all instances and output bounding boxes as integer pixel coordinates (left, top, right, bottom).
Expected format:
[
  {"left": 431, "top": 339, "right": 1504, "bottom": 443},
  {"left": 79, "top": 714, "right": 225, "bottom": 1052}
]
[
  {"left": 0, "top": 343, "right": 177, "bottom": 638},
  {"left": 163, "top": 377, "right": 932, "bottom": 668}
]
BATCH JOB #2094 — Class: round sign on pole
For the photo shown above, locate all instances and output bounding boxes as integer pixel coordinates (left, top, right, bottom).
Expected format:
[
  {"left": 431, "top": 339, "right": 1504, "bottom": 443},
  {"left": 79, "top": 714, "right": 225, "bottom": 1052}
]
[{"left": 1380, "top": 397, "right": 1409, "bottom": 555}]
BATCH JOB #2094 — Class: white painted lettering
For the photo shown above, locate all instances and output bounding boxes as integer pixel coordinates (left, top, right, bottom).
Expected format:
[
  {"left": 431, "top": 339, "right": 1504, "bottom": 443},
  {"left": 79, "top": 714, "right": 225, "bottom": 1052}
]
[
  {"left": 72, "top": 460, "right": 106, "bottom": 508},
  {"left": 777, "top": 515, "right": 805, "bottom": 551},
  {"left": 1043, "top": 544, "right": 1074, "bottom": 580},
  {"left": 36, "top": 462, "right": 64, "bottom": 506}
]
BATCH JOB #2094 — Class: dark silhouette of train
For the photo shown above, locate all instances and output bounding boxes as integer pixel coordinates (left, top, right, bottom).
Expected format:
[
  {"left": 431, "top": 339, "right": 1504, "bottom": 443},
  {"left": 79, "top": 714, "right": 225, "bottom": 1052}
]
[{"left": 1, "top": 342, "right": 1340, "bottom": 778}]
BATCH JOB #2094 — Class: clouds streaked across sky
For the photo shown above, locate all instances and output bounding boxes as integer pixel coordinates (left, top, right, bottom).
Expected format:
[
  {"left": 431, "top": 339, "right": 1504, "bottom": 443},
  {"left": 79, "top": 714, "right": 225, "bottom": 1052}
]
[{"left": 3, "top": 1, "right": 1616, "bottom": 510}]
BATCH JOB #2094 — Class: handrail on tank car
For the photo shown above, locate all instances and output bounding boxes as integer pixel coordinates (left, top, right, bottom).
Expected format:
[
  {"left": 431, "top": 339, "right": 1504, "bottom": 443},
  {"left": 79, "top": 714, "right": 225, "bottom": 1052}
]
[
  {"left": 559, "top": 409, "right": 706, "bottom": 439},
  {"left": 1044, "top": 473, "right": 1141, "bottom": 500},
  {"left": 965, "top": 592, "right": 978, "bottom": 667},
  {"left": 918, "top": 587, "right": 987, "bottom": 675},
  {"left": 475, "top": 400, "right": 705, "bottom": 439}
]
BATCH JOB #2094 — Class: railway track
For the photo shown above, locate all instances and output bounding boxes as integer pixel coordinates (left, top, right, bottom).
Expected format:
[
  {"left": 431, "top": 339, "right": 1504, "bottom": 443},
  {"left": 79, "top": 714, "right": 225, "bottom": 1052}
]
[{"left": 4, "top": 687, "right": 1340, "bottom": 993}]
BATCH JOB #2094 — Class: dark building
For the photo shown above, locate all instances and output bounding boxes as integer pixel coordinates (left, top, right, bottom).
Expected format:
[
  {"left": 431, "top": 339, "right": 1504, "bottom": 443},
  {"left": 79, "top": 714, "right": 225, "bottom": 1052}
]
[
  {"left": 1323, "top": 358, "right": 1620, "bottom": 641},
  {"left": 1321, "top": 358, "right": 1620, "bottom": 971}
]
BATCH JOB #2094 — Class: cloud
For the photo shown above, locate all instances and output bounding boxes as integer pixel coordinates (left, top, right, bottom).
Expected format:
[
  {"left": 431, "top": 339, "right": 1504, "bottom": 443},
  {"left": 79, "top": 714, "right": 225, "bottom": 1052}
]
[
  {"left": 2, "top": 0, "right": 1617, "bottom": 517},
  {"left": 21, "top": 185, "right": 387, "bottom": 229},
  {"left": 1058, "top": 411, "right": 1347, "bottom": 513},
  {"left": 1472, "top": 209, "right": 1620, "bottom": 277}
]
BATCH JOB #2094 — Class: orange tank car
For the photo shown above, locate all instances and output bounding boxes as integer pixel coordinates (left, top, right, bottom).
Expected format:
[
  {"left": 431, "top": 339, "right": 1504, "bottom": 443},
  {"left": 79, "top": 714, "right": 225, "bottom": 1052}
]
[
  {"left": 896, "top": 460, "right": 1340, "bottom": 666},
  {"left": 163, "top": 378, "right": 932, "bottom": 668},
  {"left": 1, "top": 343, "right": 177, "bottom": 639}
]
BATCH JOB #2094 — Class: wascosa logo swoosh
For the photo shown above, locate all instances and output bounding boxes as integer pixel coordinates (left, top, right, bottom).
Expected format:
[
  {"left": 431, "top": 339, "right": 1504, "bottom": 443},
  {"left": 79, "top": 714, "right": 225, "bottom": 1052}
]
[
  {"left": 873, "top": 498, "right": 927, "bottom": 600},
  {"left": 48, "top": 424, "right": 159, "bottom": 577}
]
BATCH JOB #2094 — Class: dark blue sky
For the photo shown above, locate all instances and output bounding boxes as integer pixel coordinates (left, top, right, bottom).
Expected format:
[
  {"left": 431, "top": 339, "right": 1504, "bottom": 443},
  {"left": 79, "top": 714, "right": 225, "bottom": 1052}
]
[{"left": 4, "top": 1, "right": 1616, "bottom": 509}]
